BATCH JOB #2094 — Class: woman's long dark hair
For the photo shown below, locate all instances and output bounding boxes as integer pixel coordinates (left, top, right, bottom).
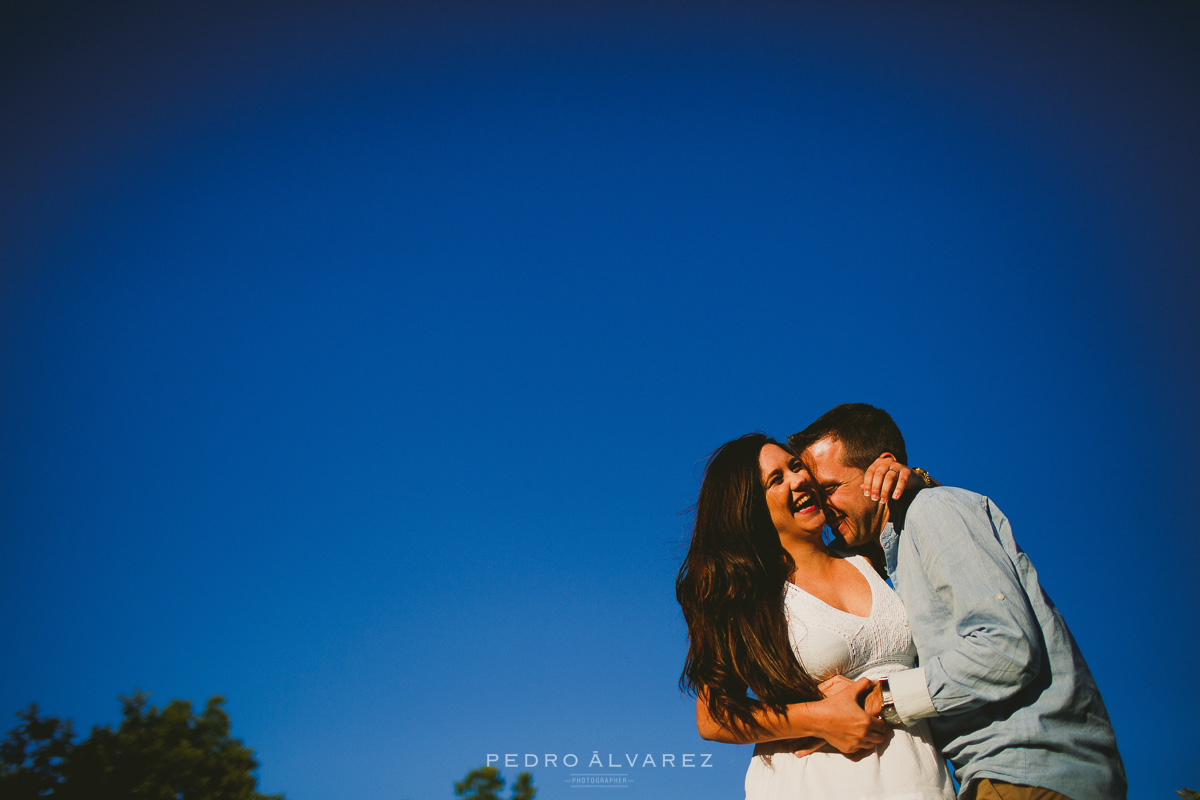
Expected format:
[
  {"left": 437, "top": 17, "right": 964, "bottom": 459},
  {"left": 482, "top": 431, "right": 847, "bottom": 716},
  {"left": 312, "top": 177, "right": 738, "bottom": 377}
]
[{"left": 676, "top": 433, "right": 821, "bottom": 736}]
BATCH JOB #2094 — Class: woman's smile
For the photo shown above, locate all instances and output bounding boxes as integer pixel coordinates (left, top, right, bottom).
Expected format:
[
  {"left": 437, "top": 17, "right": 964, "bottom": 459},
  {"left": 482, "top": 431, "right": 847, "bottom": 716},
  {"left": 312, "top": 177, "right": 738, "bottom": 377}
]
[{"left": 759, "top": 444, "right": 826, "bottom": 537}]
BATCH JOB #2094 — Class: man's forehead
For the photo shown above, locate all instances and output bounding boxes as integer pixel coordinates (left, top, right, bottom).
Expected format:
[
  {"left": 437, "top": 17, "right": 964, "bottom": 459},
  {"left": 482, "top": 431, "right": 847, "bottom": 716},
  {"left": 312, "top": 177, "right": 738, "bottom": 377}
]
[
  {"left": 803, "top": 436, "right": 842, "bottom": 460},
  {"left": 801, "top": 437, "right": 852, "bottom": 477}
]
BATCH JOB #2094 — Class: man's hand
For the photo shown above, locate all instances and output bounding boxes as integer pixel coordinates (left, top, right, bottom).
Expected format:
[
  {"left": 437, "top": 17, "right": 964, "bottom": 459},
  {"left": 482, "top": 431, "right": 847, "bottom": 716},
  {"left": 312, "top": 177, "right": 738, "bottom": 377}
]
[
  {"left": 862, "top": 455, "right": 924, "bottom": 502},
  {"left": 862, "top": 682, "right": 884, "bottom": 717}
]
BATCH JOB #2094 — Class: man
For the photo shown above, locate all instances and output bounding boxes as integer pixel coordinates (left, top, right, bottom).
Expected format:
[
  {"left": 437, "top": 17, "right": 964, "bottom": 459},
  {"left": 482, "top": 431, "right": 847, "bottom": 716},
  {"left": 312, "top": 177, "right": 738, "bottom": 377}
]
[{"left": 790, "top": 403, "right": 1125, "bottom": 800}]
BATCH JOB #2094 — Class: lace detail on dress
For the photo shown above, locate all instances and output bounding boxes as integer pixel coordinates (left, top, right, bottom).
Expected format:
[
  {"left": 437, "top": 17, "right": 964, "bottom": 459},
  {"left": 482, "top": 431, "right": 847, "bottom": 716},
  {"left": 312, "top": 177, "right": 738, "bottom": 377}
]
[
  {"left": 783, "top": 556, "right": 917, "bottom": 680},
  {"left": 746, "top": 556, "right": 955, "bottom": 800}
]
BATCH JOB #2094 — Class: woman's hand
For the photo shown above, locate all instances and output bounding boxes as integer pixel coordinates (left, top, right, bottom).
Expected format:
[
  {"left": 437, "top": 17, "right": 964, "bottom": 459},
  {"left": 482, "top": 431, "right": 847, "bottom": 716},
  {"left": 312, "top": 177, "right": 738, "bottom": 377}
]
[
  {"left": 696, "top": 678, "right": 886, "bottom": 751},
  {"left": 861, "top": 455, "right": 926, "bottom": 502},
  {"left": 792, "top": 676, "right": 888, "bottom": 756},
  {"left": 792, "top": 675, "right": 862, "bottom": 756},
  {"left": 821, "top": 674, "right": 885, "bottom": 718},
  {"left": 791, "top": 737, "right": 829, "bottom": 758},
  {"left": 803, "top": 677, "right": 888, "bottom": 754},
  {"left": 817, "top": 674, "right": 856, "bottom": 698}
]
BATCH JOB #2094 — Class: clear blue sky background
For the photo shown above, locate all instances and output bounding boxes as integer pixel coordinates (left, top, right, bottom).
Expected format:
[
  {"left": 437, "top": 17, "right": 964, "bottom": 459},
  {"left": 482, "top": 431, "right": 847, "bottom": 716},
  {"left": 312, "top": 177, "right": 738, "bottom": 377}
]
[{"left": 2, "top": 2, "right": 1197, "bottom": 798}]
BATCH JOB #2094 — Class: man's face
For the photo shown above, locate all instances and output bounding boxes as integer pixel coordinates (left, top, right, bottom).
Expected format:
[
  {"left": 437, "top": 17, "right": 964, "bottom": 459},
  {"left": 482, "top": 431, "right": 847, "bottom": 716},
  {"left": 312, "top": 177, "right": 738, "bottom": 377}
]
[{"left": 802, "top": 436, "right": 889, "bottom": 548}]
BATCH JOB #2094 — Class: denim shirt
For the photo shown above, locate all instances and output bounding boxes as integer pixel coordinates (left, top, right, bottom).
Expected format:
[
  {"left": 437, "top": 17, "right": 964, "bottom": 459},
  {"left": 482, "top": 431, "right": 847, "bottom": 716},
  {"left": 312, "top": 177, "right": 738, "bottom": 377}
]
[{"left": 880, "top": 487, "right": 1126, "bottom": 799}]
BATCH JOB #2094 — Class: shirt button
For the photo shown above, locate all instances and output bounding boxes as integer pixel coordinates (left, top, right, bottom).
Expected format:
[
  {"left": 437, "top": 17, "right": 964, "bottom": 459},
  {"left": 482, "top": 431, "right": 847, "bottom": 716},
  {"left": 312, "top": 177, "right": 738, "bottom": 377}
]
[{"left": 996, "top": 593, "right": 1005, "bottom": 601}]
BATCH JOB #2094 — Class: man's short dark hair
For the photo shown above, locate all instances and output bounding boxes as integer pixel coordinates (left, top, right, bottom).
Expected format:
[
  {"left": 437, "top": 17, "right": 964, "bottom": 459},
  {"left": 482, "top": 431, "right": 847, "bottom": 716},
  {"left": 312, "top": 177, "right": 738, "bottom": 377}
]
[{"left": 788, "top": 403, "right": 907, "bottom": 471}]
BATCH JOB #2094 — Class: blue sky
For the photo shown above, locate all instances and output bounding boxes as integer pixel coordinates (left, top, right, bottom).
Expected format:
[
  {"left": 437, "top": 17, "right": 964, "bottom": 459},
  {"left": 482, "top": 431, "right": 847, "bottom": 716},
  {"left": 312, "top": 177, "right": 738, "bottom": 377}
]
[{"left": 1, "top": 1, "right": 1197, "bottom": 798}]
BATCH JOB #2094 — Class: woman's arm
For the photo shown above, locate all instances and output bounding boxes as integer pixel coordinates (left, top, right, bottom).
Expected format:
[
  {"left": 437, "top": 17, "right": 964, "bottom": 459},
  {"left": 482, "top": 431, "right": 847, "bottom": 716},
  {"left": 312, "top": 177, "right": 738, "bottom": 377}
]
[
  {"left": 695, "top": 679, "right": 887, "bottom": 754},
  {"left": 861, "top": 455, "right": 940, "bottom": 502}
]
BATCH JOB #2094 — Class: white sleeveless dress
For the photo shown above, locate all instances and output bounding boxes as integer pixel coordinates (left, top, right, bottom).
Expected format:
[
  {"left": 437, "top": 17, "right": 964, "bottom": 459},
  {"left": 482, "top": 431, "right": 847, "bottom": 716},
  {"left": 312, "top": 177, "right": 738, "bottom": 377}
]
[{"left": 743, "top": 556, "right": 956, "bottom": 800}]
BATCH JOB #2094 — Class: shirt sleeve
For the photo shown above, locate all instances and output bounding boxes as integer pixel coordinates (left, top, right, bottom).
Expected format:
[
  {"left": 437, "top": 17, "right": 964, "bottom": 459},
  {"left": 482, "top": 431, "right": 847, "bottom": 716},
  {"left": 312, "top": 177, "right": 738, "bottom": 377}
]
[
  {"left": 903, "top": 490, "right": 1044, "bottom": 715},
  {"left": 887, "top": 666, "right": 938, "bottom": 724}
]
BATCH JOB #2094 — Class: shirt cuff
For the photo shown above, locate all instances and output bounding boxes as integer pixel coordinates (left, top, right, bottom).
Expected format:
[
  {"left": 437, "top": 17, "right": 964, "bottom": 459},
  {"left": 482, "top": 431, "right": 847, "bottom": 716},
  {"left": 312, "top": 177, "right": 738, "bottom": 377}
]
[{"left": 887, "top": 667, "right": 938, "bottom": 725}]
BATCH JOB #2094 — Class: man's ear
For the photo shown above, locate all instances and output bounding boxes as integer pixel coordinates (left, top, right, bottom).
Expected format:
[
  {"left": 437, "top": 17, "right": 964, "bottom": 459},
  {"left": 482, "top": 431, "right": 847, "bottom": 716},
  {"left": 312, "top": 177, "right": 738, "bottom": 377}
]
[{"left": 878, "top": 451, "right": 897, "bottom": 463}]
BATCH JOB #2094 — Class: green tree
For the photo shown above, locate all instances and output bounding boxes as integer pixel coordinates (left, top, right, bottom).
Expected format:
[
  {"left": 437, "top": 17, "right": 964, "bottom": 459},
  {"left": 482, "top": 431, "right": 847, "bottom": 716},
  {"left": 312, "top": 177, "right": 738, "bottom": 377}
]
[
  {"left": 509, "top": 771, "right": 534, "bottom": 800},
  {"left": 455, "top": 766, "right": 535, "bottom": 800},
  {"left": 1177, "top": 789, "right": 1200, "bottom": 800},
  {"left": 0, "top": 691, "right": 282, "bottom": 800},
  {"left": 0, "top": 704, "right": 75, "bottom": 800}
]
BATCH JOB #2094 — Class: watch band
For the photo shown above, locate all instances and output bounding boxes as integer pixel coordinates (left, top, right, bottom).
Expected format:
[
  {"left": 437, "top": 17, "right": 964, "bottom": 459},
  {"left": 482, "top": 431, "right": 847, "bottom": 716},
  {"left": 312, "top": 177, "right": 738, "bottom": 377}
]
[
  {"left": 879, "top": 677, "right": 903, "bottom": 726},
  {"left": 912, "top": 468, "right": 935, "bottom": 488}
]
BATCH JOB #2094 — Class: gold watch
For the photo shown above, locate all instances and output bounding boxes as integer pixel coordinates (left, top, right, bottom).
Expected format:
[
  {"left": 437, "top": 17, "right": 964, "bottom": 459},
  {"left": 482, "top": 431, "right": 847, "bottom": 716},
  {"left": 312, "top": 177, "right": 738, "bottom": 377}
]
[{"left": 912, "top": 468, "right": 935, "bottom": 488}]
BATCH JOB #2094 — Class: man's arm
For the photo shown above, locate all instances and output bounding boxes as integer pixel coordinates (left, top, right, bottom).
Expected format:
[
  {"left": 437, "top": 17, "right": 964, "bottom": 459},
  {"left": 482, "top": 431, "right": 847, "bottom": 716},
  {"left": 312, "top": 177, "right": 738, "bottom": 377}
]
[{"left": 890, "top": 489, "right": 1044, "bottom": 722}]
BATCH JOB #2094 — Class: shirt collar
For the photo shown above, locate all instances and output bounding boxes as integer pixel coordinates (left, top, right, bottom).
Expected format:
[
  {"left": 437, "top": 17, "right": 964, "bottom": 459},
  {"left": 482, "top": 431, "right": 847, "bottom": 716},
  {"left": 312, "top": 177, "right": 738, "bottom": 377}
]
[{"left": 880, "top": 520, "right": 901, "bottom": 583}]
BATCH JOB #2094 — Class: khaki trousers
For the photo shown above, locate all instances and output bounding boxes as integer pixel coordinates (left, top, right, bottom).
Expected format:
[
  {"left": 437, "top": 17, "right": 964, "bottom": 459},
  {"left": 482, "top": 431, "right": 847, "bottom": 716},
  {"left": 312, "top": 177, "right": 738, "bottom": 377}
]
[{"left": 964, "top": 778, "right": 1075, "bottom": 800}]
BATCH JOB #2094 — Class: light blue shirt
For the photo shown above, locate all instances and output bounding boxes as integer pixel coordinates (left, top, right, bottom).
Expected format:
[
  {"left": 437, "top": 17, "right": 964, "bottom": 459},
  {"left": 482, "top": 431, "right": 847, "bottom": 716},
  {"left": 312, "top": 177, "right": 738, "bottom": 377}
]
[{"left": 880, "top": 487, "right": 1126, "bottom": 799}]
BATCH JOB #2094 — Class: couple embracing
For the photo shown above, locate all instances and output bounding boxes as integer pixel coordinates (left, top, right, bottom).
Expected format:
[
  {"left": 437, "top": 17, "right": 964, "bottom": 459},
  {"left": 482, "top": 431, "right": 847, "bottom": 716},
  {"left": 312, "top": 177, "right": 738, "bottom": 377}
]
[{"left": 676, "top": 404, "right": 1125, "bottom": 800}]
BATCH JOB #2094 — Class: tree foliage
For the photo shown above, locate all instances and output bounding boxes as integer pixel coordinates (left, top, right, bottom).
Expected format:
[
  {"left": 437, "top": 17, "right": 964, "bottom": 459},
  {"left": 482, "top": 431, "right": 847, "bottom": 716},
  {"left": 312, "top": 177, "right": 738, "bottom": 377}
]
[
  {"left": 454, "top": 766, "right": 535, "bottom": 800},
  {"left": 0, "top": 705, "right": 74, "bottom": 799},
  {"left": 0, "top": 691, "right": 282, "bottom": 800}
]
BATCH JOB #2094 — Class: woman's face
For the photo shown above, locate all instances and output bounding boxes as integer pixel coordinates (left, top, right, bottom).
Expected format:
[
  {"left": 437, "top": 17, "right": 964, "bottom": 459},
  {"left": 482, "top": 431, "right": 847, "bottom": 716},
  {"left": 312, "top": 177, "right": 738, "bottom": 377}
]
[{"left": 758, "top": 444, "right": 826, "bottom": 539}]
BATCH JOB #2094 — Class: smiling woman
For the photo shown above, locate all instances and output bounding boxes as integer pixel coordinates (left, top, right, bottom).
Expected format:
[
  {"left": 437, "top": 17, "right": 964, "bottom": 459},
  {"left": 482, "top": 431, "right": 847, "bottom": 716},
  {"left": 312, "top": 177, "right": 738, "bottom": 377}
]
[
  {"left": 758, "top": 444, "right": 826, "bottom": 543},
  {"left": 676, "top": 433, "right": 955, "bottom": 799}
]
